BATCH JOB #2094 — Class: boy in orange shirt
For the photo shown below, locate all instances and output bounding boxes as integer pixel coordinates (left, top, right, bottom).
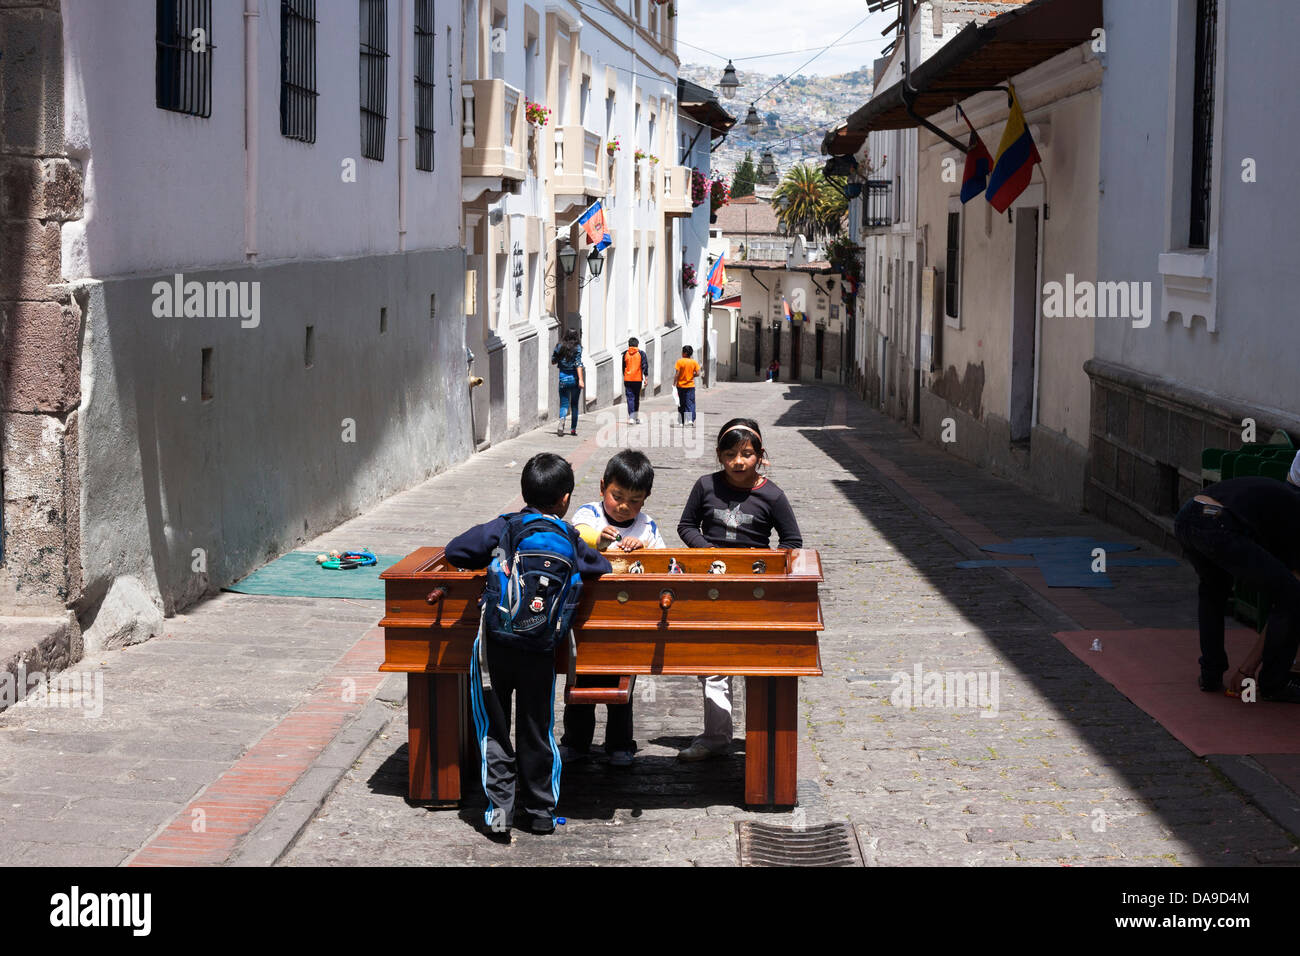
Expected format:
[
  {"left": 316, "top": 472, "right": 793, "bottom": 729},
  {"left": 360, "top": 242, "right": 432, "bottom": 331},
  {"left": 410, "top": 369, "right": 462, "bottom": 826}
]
[{"left": 674, "top": 345, "right": 700, "bottom": 427}]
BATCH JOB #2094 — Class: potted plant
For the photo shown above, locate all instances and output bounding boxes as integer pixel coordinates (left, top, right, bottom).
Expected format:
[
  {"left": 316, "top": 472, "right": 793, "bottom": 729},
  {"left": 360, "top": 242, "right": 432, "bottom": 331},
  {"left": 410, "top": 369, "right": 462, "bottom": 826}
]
[
  {"left": 606, "top": 136, "right": 621, "bottom": 157},
  {"left": 681, "top": 263, "right": 698, "bottom": 289},
  {"left": 709, "top": 177, "right": 730, "bottom": 222},
  {"left": 690, "top": 167, "right": 710, "bottom": 208},
  {"left": 648, "top": 154, "right": 660, "bottom": 165},
  {"left": 634, "top": 148, "right": 648, "bottom": 162},
  {"left": 525, "top": 100, "right": 551, "bottom": 128}
]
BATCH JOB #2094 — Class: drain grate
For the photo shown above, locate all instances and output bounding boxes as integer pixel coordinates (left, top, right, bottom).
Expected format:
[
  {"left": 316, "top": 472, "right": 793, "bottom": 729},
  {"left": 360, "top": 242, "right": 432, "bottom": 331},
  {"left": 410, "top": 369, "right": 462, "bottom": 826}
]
[{"left": 735, "top": 821, "right": 865, "bottom": 867}]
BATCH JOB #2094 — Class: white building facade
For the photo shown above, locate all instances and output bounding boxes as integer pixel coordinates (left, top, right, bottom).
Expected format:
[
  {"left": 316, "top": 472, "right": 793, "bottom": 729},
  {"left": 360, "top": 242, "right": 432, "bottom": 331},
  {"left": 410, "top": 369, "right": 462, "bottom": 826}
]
[
  {"left": 13, "top": 0, "right": 469, "bottom": 638},
  {"left": 459, "top": 0, "right": 729, "bottom": 441}
]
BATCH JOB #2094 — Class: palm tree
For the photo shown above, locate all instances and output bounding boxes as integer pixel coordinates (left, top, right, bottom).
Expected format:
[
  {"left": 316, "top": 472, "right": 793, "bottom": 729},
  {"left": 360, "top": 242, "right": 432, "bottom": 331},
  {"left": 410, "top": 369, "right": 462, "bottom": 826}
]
[{"left": 772, "top": 163, "right": 845, "bottom": 242}]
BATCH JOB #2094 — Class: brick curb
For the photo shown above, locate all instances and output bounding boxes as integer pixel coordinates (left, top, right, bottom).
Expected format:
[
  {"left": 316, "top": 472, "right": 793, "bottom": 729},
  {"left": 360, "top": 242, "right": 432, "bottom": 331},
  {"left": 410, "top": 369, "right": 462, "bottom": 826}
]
[{"left": 230, "top": 674, "right": 408, "bottom": 867}]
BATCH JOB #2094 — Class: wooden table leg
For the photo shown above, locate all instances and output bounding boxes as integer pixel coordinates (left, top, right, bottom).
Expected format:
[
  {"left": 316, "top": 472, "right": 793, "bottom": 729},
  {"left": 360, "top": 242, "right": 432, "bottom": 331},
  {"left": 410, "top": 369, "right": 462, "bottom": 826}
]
[
  {"left": 744, "top": 676, "right": 799, "bottom": 807},
  {"left": 407, "top": 673, "right": 464, "bottom": 805}
]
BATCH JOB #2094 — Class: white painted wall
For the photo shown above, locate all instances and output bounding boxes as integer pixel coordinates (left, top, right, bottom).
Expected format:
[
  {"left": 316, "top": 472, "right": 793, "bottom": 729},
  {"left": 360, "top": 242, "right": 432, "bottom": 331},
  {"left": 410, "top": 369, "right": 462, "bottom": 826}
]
[{"left": 61, "top": 0, "right": 463, "bottom": 279}]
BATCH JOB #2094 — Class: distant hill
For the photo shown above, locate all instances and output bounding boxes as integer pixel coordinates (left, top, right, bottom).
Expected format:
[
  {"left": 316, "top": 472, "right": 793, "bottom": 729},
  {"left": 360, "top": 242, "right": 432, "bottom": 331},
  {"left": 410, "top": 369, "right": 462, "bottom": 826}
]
[{"left": 678, "top": 62, "right": 873, "bottom": 186}]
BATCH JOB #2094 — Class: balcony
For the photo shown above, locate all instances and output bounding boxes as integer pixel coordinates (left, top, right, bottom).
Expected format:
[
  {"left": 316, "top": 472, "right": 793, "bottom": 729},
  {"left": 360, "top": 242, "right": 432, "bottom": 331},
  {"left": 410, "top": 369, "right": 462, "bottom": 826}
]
[
  {"left": 662, "top": 164, "right": 691, "bottom": 218},
  {"left": 461, "top": 79, "right": 526, "bottom": 181},
  {"left": 552, "top": 126, "right": 604, "bottom": 197}
]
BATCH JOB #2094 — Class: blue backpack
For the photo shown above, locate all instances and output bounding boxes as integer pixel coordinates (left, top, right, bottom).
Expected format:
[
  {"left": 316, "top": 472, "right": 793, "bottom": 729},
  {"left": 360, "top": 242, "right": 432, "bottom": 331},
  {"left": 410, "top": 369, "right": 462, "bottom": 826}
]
[{"left": 482, "top": 513, "right": 584, "bottom": 653}]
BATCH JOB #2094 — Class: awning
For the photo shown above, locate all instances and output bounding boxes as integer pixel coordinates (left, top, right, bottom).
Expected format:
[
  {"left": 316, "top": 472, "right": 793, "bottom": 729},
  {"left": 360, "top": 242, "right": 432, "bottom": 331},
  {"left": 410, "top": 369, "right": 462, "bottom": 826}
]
[
  {"left": 678, "top": 77, "right": 737, "bottom": 134},
  {"left": 822, "top": 0, "right": 1101, "bottom": 157}
]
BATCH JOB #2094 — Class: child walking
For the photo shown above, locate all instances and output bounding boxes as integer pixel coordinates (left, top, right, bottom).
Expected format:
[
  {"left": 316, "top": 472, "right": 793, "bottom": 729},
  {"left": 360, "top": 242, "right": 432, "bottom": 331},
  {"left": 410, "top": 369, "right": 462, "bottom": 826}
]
[
  {"left": 562, "top": 450, "right": 666, "bottom": 766},
  {"left": 674, "top": 345, "right": 700, "bottom": 427},
  {"left": 552, "top": 329, "right": 585, "bottom": 436},
  {"left": 446, "top": 453, "right": 611, "bottom": 834},
  {"left": 675, "top": 418, "right": 802, "bottom": 760},
  {"left": 622, "top": 338, "right": 648, "bottom": 425}
]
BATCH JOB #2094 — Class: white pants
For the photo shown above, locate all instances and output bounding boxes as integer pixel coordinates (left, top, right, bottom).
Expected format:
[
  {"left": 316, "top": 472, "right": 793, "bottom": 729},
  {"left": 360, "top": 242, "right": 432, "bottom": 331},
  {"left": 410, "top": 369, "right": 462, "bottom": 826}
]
[{"left": 694, "top": 675, "right": 733, "bottom": 750}]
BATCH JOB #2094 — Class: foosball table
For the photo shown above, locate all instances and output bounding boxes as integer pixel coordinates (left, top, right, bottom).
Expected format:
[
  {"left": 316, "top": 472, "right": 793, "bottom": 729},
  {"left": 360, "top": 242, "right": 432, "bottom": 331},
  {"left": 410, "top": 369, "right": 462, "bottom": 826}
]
[{"left": 379, "top": 547, "right": 823, "bottom": 807}]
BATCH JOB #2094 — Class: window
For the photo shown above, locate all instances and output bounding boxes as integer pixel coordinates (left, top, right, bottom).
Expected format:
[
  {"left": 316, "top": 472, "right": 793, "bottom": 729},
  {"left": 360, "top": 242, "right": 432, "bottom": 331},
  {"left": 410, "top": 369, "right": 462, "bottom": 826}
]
[
  {"left": 1188, "top": 0, "right": 1217, "bottom": 247},
  {"left": 944, "top": 210, "right": 960, "bottom": 321},
  {"left": 201, "top": 347, "right": 214, "bottom": 401},
  {"left": 359, "top": 0, "right": 389, "bottom": 161},
  {"left": 415, "top": 0, "right": 435, "bottom": 170},
  {"left": 280, "top": 0, "right": 317, "bottom": 143},
  {"left": 156, "top": 0, "right": 213, "bottom": 117}
]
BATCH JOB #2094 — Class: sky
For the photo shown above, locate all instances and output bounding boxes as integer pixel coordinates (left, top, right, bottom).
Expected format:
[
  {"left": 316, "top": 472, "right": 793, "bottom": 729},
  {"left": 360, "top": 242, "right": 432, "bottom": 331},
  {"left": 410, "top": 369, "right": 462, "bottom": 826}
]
[{"left": 675, "top": 0, "right": 898, "bottom": 77}]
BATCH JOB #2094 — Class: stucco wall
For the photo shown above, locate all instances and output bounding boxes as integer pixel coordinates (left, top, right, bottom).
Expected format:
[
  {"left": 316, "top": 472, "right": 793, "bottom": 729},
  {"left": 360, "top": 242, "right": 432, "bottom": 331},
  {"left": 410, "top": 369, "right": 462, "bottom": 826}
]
[
  {"left": 59, "top": 0, "right": 462, "bottom": 278},
  {"left": 77, "top": 248, "right": 469, "bottom": 615},
  {"left": 1096, "top": 0, "right": 1300, "bottom": 414}
]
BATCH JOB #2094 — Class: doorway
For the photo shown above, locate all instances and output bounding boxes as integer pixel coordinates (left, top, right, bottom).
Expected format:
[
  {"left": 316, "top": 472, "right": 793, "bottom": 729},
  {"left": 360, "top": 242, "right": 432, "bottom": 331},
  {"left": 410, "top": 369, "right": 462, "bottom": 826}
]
[
  {"left": 1009, "top": 207, "right": 1040, "bottom": 443},
  {"left": 790, "top": 323, "right": 802, "bottom": 379}
]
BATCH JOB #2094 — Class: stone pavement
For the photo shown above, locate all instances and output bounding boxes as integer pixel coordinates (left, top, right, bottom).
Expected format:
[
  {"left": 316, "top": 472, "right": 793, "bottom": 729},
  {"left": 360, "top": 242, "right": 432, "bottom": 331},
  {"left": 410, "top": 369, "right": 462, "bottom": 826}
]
[
  {"left": 3, "top": 381, "right": 1297, "bottom": 866},
  {"left": 281, "top": 382, "right": 1298, "bottom": 866}
]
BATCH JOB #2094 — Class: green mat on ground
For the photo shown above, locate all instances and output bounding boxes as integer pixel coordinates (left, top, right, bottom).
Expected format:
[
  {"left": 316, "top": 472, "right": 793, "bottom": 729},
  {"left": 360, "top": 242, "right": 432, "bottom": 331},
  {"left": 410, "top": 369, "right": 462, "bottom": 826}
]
[{"left": 225, "top": 551, "right": 406, "bottom": 600}]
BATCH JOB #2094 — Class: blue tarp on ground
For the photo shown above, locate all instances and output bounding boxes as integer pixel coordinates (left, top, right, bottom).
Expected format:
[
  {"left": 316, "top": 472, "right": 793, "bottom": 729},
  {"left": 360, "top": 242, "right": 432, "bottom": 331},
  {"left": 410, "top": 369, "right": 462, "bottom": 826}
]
[
  {"left": 225, "top": 551, "right": 405, "bottom": 600},
  {"left": 956, "top": 537, "right": 1179, "bottom": 588}
]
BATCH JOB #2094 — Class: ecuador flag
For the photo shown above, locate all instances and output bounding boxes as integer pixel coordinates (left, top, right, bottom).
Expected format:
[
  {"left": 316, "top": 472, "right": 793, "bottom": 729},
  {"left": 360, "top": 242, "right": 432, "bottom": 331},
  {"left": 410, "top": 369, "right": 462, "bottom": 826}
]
[
  {"left": 958, "top": 107, "right": 993, "bottom": 205},
  {"left": 985, "top": 85, "right": 1040, "bottom": 213},
  {"left": 578, "top": 200, "right": 611, "bottom": 251},
  {"left": 705, "top": 255, "right": 727, "bottom": 297}
]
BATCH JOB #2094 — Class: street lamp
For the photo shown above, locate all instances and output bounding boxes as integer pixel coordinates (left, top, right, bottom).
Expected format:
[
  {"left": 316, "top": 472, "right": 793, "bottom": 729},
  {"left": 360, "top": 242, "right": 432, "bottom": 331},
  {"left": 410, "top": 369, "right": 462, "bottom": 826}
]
[
  {"left": 552, "top": 239, "right": 605, "bottom": 289},
  {"left": 718, "top": 60, "right": 740, "bottom": 100},
  {"left": 744, "top": 105, "right": 761, "bottom": 132},
  {"left": 557, "top": 240, "right": 578, "bottom": 277}
]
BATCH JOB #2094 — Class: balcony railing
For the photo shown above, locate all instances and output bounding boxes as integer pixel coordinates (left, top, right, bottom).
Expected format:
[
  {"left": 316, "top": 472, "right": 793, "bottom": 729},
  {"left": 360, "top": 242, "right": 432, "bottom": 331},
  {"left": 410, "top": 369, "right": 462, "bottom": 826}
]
[
  {"left": 862, "top": 179, "right": 891, "bottom": 229},
  {"left": 553, "top": 125, "right": 604, "bottom": 196},
  {"left": 662, "top": 164, "right": 691, "bottom": 218},
  {"left": 461, "top": 79, "right": 525, "bottom": 181}
]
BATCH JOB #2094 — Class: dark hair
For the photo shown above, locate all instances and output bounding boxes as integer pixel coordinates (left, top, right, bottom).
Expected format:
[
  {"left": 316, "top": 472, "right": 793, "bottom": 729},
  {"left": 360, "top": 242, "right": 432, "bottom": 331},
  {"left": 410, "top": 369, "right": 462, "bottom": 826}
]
[
  {"left": 628, "top": 336, "right": 639, "bottom": 347},
  {"left": 557, "top": 328, "right": 581, "bottom": 363},
  {"left": 603, "top": 449, "right": 654, "bottom": 495},
  {"left": 716, "top": 417, "right": 765, "bottom": 461},
  {"left": 682, "top": 345, "right": 694, "bottom": 358},
  {"left": 521, "top": 453, "right": 574, "bottom": 510}
]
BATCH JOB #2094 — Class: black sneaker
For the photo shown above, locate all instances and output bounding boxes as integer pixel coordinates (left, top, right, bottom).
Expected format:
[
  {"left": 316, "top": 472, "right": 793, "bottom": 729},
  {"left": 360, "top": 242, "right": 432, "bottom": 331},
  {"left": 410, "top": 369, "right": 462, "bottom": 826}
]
[
  {"left": 1261, "top": 679, "right": 1300, "bottom": 704},
  {"left": 519, "top": 816, "right": 556, "bottom": 835}
]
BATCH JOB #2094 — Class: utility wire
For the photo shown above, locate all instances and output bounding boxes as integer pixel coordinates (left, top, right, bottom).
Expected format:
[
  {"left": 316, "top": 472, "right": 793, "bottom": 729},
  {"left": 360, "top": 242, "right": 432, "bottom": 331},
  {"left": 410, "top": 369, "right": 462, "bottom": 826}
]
[{"left": 749, "top": 14, "right": 873, "bottom": 105}]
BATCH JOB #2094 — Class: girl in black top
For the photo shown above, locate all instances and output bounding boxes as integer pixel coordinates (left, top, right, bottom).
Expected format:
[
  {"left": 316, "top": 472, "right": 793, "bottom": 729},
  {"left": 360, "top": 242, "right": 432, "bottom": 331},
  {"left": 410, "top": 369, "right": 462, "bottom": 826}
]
[{"left": 675, "top": 418, "right": 803, "bottom": 760}]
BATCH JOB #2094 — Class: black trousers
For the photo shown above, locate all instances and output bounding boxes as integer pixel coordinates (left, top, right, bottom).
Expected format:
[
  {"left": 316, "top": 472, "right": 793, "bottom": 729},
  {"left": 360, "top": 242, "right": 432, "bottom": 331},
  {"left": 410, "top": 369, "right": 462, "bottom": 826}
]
[
  {"left": 470, "top": 636, "right": 561, "bottom": 829},
  {"left": 1174, "top": 498, "right": 1300, "bottom": 693},
  {"left": 560, "top": 675, "right": 636, "bottom": 753}
]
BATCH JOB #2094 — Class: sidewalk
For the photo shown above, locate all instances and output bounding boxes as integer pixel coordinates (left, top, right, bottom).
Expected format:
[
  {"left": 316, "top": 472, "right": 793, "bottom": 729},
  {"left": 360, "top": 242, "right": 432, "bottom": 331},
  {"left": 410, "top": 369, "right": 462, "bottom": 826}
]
[{"left": 3, "top": 382, "right": 1297, "bottom": 866}]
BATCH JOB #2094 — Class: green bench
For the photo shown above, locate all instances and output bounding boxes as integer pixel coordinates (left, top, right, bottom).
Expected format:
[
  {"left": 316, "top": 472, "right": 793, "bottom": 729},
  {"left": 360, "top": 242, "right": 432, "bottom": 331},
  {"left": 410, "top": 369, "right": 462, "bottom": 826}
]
[{"left": 1198, "top": 431, "right": 1295, "bottom": 630}]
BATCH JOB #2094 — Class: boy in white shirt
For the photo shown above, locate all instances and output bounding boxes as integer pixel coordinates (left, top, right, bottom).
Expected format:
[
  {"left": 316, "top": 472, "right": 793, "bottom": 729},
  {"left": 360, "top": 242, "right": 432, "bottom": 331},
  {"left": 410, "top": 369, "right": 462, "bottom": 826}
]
[{"left": 561, "top": 450, "right": 665, "bottom": 766}]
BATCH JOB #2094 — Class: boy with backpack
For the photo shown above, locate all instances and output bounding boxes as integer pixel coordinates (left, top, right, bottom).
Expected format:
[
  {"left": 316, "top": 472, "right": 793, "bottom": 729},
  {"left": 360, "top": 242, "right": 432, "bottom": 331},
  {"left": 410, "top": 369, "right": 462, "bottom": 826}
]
[
  {"left": 446, "top": 453, "right": 612, "bottom": 835},
  {"left": 622, "top": 337, "right": 648, "bottom": 425}
]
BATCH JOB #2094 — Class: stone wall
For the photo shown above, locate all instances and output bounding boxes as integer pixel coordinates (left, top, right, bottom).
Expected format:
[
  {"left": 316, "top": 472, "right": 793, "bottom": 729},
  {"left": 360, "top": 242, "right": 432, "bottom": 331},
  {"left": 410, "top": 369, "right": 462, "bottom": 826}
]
[
  {"left": 0, "top": 0, "right": 84, "bottom": 620},
  {"left": 1083, "top": 359, "right": 1300, "bottom": 553}
]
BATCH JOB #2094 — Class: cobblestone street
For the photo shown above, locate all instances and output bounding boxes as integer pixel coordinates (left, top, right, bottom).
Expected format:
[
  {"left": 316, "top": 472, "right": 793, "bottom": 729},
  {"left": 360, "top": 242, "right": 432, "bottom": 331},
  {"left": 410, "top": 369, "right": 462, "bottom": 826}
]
[{"left": 282, "top": 382, "right": 1298, "bottom": 866}]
